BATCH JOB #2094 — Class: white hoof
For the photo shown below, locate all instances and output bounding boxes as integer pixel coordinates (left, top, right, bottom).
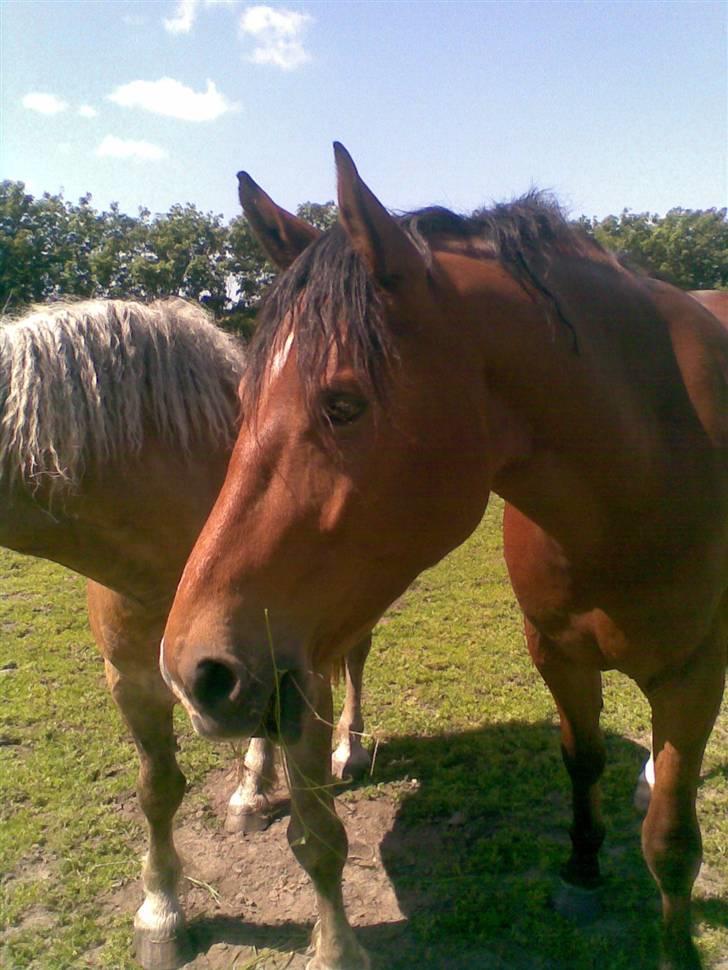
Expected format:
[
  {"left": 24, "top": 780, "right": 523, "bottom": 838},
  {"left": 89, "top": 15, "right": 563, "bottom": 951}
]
[
  {"left": 224, "top": 803, "right": 271, "bottom": 834},
  {"left": 134, "top": 893, "right": 189, "bottom": 969},
  {"left": 226, "top": 779, "right": 272, "bottom": 834},
  {"left": 331, "top": 740, "right": 371, "bottom": 782}
]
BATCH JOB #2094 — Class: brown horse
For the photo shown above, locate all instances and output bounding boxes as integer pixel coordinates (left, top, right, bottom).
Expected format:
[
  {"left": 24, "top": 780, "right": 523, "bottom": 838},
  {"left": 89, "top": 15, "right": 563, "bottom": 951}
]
[
  {"left": 0, "top": 297, "right": 371, "bottom": 970},
  {"left": 162, "top": 145, "right": 728, "bottom": 970},
  {"left": 691, "top": 289, "right": 728, "bottom": 321}
]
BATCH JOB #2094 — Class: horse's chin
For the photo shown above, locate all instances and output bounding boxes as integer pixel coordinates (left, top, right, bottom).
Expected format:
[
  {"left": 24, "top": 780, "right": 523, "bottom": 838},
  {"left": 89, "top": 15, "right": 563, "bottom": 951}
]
[
  {"left": 188, "top": 670, "right": 306, "bottom": 745},
  {"left": 259, "top": 670, "right": 306, "bottom": 745},
  {"left": 188, "top": 712, "right": 249, "bottom": 741}
]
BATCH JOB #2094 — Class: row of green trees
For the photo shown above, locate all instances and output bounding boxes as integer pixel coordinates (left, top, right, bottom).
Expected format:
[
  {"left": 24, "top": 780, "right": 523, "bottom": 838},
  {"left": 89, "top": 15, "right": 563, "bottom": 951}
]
[
  {"left": 1, "top": 180, "right": 725, "bottom": 329},
  {"left": 578, "top": 208, "right": 727, "bottom": 291},
  {"left": 0, "top": 181, "right": 340, "bottom": 334}
]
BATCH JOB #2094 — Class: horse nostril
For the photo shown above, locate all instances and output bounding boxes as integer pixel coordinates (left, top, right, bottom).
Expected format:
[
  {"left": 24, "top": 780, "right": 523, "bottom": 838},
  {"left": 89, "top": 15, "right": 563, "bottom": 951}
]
[{"left": 191, "top": 659, "right": 238, "bottom": 713}]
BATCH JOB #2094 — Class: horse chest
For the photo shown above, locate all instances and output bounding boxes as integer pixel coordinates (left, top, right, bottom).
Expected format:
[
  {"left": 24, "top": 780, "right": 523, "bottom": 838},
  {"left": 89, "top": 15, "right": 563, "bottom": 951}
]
[{"left": 505, "top": 508, "right": 725, "bottom": 679}]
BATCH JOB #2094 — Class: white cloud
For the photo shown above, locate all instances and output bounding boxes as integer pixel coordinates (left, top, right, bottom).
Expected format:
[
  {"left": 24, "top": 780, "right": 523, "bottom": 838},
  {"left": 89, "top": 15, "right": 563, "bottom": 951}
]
[
  {"left": 163, "top": 0, "right": 239, "bottom": 33},
  {"left": 164, "top": 0, "right": 199, "bottom": 33},
  {"left": 22, "top": 92, "right": 69, "bottom": 115},
  {"left": 240, "top": 5, "right": 311, "bottom": 70},
  {"left": 108, "top": 77, "right": 238, "bottom": 122},
  {"left": 78, "top": 105, "right": 98, "bottom": 119},
  {"left": 95, "top": 135, "right": 167, "bottom": 162}
]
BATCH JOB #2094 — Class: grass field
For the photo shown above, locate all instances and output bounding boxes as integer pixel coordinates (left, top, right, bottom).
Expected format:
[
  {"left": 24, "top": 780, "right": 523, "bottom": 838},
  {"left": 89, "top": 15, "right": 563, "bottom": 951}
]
[{"left": 1, "top": 498, "right": 726, "bottom": 968}]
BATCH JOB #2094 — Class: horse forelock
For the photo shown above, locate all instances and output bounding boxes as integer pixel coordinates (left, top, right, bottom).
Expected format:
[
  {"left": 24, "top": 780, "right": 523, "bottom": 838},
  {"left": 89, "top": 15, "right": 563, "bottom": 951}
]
[
  {"left": 242, "top": 225, "right": 395, "bottom": 424},
  {"left": 0, "top": 298, "right": 246, "bottom": 499},
  {"left": 243, "top": 192, "right": 609, "bottom": 417}
]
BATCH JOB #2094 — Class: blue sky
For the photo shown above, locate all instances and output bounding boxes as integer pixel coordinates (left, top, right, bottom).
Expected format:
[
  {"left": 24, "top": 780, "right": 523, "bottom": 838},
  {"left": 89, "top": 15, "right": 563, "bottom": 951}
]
[{"left": 1, "top": 0, "right": 726, "bottom": 222}]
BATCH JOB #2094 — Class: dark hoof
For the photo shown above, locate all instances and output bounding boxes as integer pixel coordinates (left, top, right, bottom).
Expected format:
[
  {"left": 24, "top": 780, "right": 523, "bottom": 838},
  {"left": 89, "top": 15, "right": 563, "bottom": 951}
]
[
  {"left": 224, "top": 806, "right": 271, "bottom": 834},
  {"left": 553, "top": 879, "right": 603, "bottom": 924},
  {"left": 134, "top": 927, "right": 193, "bottom": 970},
  {"left": 659, "top": 940, "right": 703, "bottom": 970}
]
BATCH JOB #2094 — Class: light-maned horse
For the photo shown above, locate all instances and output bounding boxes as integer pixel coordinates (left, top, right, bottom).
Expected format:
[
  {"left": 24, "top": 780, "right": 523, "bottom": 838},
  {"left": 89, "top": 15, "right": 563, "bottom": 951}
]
[
  {"left": 0, "top": 297, "right": 371, "bottom": 969},
  {"left": 162, "top": 146, "right": 728, "bottom": 970}
]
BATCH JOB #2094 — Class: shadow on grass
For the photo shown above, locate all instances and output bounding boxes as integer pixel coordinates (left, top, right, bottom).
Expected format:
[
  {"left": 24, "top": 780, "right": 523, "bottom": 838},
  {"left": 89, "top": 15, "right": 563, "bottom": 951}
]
[{"left": 186, "top": 720, "right": 727, "bottom": 970}]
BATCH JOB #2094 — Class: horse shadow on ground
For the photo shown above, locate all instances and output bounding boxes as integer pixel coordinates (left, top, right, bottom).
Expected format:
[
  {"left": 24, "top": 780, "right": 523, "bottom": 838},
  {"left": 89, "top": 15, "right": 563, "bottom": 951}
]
[{"left": 181, "top": 720, "right": 727, "bottom": 970}]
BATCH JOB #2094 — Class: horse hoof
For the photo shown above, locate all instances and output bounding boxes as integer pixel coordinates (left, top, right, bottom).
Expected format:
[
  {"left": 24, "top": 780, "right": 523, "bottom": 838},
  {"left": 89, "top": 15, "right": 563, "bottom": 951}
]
[
  {"left": 553, "top": 880, "right": 603, "bottom": 925},
  {"left": 306, "top": 951, "right": 371, "bottom": 970},
  {"left": 634, "top": 776, "right": 652, "bottom": 815},
  {"left": 224, "top": 806, "right": 271, "bottom": 834},
  {"left": 134, "top": 927, "right": 192, "bottom": 970},
  {"left": 659, "top": 938, "right": 703, "bottom": 970},
  {"left": 331, "top": 746, "right": 371, "bottom": 782}
]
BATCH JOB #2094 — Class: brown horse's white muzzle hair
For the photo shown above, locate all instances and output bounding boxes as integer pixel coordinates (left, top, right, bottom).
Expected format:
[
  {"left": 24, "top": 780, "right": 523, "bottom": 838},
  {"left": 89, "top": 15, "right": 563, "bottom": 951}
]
[{"left": 160, "top": 636, "right": 307, "bottom": 744}]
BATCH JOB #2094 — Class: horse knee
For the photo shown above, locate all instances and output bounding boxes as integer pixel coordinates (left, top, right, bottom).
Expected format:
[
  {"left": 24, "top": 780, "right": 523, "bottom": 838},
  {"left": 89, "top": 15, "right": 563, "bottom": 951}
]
[{"left": 138, "top": 758, "right": 186, "bottom": 823}]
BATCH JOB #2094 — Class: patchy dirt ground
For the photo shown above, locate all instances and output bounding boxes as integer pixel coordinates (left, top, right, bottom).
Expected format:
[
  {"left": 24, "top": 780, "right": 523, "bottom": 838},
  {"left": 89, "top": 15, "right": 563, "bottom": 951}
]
[
  {"left": 101, "top": 764, "right": 567, "bottom": 970},
  {"left": 95, "top": 753, "right": 728, "bottom": 970}
]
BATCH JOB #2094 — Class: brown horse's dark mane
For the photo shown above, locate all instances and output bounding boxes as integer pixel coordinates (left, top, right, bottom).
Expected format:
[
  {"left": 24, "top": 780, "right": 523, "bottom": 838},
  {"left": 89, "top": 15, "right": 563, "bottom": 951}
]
[{"left": 243, "top": 191, "right": 609, "bottom": 418}]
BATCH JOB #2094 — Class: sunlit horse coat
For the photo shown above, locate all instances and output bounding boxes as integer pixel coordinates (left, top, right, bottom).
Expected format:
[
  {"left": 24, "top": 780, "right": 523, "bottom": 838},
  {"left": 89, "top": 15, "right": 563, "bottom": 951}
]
[{"left": 163, "top": 146, "right": 727, "bottom": 970}]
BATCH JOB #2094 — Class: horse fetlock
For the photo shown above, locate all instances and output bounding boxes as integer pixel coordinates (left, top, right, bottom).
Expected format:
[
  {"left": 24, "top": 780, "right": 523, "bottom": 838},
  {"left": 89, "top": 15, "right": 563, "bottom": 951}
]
[
  {"left": 141, "top": 849, "right": 183, "bottom": 896},
  {"left": 134, "top": 889, "right": 185, "bottom": 937},
  {"left": 657, "top": 896, "right": 702, "bottom": 970}
]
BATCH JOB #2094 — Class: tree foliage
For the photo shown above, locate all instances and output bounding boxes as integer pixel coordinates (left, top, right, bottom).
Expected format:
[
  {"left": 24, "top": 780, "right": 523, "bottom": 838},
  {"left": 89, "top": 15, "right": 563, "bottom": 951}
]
[
  {"left": 296, "top": 200, "right": 338, "bottom": 231},
  {"left": 1, "top": 181, "right": 724, "bottom": 328},
  {"left": 580, "top": 207, "right": 728, "bottom": 290},
  {"left": 0, "top": 182, "right": 273, "bottom": 323}
]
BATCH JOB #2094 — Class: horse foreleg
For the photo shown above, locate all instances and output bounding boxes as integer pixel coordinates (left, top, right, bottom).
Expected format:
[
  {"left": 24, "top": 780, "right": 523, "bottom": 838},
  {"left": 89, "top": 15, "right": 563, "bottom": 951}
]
[
  {"left": 106, "top": 662, "right": 189, "bottom": 970},
  {"left": 224, "top": 736, "right": 278, "bottom": 833},
  {"left": 641, "top": 633, "right": 725, "bottom": 970},
  {"left": 284, "top": 676, "right": 370, "bottom": 970},
  {"left": 332, "top": 635, "right": 372, "bottom": 782},
  {"left": 526, "top": 623, "right": 606, "bottom": 922}
]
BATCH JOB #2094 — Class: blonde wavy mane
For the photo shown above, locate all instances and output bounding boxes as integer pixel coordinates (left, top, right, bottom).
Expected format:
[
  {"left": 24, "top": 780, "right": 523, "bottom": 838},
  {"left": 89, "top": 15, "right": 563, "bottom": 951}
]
[{"left": 0, "top": 298, "right": 246, "bottom": 497}]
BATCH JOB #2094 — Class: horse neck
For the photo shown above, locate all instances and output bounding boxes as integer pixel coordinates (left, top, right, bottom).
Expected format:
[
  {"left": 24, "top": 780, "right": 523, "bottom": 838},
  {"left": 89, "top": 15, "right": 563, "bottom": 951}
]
[
  {"left": 1, "top": 431, "right": 234, "bottom": 608},
  {"left": 440, "top": 252, "right": 690, "bottom": 546}
]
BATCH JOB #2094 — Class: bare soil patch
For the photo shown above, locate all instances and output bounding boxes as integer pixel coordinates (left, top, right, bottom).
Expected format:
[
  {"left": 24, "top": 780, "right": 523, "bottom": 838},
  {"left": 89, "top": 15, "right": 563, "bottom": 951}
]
[
  {"left": 101, "top": 764, "right": 557, "bottom": 970},
  {"left": 94, "top": 725, "right": 727, "bottom": 970}
]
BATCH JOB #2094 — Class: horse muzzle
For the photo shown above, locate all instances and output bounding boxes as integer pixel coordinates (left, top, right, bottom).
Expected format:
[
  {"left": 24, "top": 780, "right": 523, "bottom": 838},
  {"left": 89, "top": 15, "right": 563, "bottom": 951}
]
[{"left": 160, "top": 638, "right": 306, "bottom": 743}]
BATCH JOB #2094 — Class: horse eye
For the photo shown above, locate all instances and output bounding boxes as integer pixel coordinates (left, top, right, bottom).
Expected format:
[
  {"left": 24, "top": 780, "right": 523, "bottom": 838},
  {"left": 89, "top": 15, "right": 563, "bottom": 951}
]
[{"left": 322, "top": 391, "right": 368, "bottom": 427}]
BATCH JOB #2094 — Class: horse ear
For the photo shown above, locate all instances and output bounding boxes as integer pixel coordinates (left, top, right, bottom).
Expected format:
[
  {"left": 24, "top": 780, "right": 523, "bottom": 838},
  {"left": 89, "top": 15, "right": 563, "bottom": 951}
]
[
  {"left": 333, "top": 142, "right": 426, "bottom": 292},
  {"left": 237, "top": 172, "right": 321, "bottom": 270}
]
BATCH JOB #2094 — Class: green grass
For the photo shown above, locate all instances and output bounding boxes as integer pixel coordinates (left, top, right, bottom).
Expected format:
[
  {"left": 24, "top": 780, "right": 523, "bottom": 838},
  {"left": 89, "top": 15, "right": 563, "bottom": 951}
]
[{"left": 1, "top": 499, "right": 726, "bottom": 968}]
